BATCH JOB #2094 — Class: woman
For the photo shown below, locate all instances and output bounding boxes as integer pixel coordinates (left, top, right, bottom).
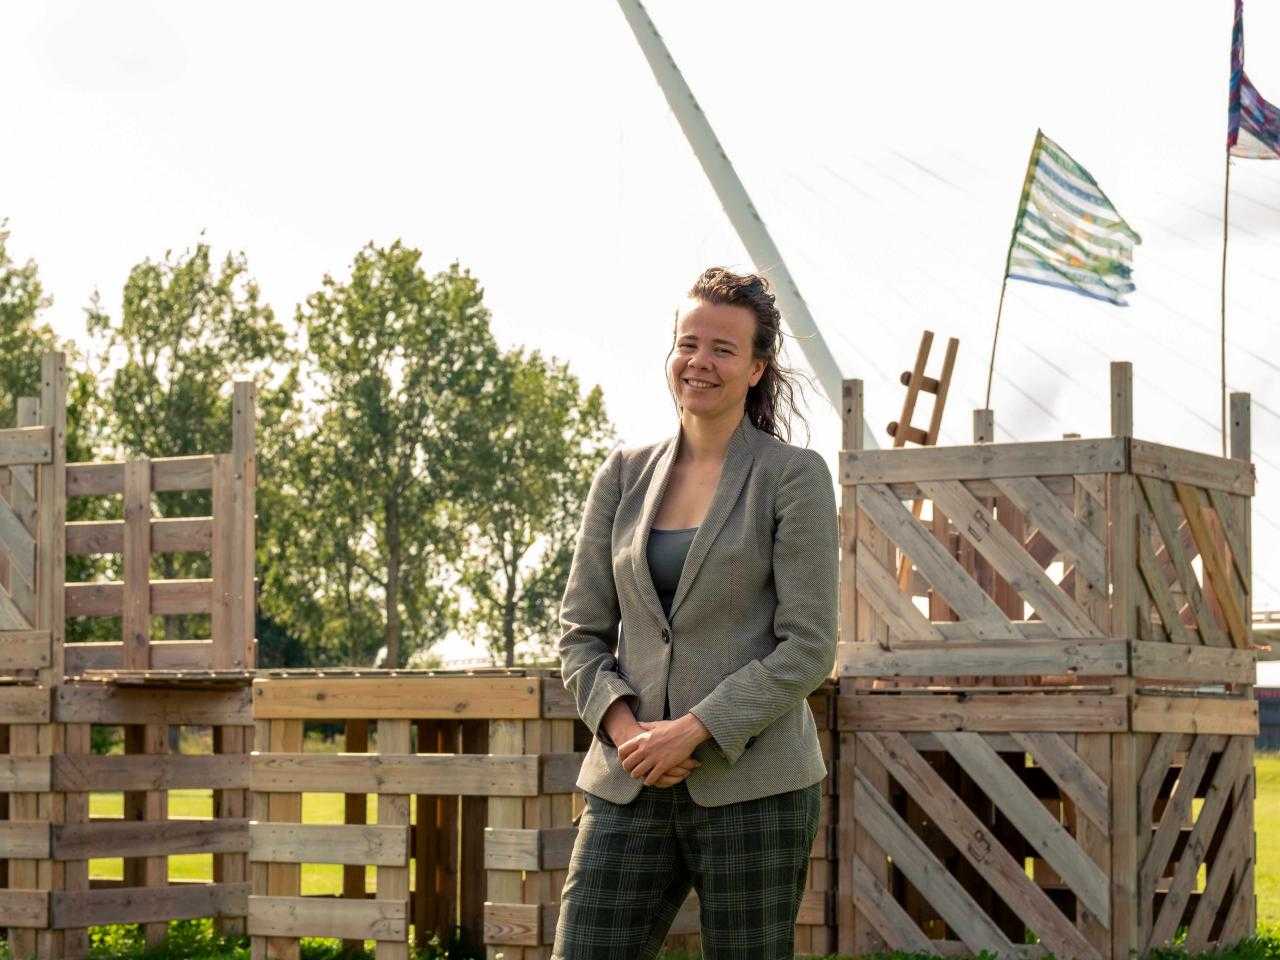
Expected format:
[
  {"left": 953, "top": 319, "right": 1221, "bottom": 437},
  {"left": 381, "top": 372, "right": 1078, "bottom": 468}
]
[{"left": 552, "top": 267, "right": 839, "bottom": 960}]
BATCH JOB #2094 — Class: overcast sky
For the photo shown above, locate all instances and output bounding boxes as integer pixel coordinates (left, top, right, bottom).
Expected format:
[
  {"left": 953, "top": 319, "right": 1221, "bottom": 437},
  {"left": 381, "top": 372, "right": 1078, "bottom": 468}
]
[{"left": 3, "top": 1, "right": 1279, "bottom": 663}]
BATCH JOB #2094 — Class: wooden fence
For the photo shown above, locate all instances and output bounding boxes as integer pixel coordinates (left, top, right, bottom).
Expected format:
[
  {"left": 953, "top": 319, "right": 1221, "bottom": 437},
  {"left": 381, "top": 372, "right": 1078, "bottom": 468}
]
[{"left": 837, "top": 364, "right": 1257, "bottom": 959}]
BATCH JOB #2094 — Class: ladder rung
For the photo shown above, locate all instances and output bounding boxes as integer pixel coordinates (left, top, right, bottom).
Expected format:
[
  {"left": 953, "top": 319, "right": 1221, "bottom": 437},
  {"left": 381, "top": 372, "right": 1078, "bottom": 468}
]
[{"left": 899, "top": 370, "right": 941, "bottom": 393}]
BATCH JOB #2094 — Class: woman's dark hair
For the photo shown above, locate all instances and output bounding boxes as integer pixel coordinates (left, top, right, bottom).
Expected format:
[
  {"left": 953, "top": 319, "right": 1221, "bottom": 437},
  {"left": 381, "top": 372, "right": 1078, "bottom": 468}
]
[{"left": 670, "top": 266, "right": 812, "bottom": 444}]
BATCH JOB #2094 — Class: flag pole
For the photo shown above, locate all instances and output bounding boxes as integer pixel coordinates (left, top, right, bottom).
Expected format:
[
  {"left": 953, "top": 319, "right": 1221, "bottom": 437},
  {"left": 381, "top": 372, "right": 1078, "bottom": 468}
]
[
  {"left": 985, "top": 130, "right": 1045, "bottom": 409},
  {"left": 1219, "top": 149, "right": 1231, "bottom": 458}
]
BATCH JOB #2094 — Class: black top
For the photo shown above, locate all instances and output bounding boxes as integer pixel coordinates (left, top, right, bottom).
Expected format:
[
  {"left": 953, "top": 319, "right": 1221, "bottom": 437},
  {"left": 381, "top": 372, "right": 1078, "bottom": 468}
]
[{"left": 647, "top": 526, "right": 698, "bottom": 720}]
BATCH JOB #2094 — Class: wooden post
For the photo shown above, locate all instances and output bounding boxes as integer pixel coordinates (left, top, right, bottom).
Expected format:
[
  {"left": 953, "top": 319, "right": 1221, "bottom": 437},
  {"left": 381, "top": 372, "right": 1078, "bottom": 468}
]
[
  {"left": 459, "top": 720, "right": 489, "bottom": 951},
  {"left": 414, "top": 719, "right": 460, "bottom": 947},
  {"left": 232, "top": 380, "right": 256, "bottom": 669},
  {"left": 341, "top": 718, "right": 370, "bottom": 956},
  {"left": 376, "top": 720, "right": 412, "bottom": 960},
  {"left": 973, "top": 409, "right": 994, "bottom": 444},
  {"left": 1229, "top": 391, "right": 1255, "bottom": 935},
  {"left": 486, "top": 719, "right": 525, "bottom": 960},
  {"left": 122, "top": 460, "right": 151, "bottom": 669}
]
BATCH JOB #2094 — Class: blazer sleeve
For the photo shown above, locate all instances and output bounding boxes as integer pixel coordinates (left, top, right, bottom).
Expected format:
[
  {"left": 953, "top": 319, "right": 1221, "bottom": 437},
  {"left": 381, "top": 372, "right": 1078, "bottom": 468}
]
[
  {"left": 688, "top": 447, "right": 838, "bottom": 766},
  {"left": 557, "top": 447, "right": 640, "bottom": 749}
]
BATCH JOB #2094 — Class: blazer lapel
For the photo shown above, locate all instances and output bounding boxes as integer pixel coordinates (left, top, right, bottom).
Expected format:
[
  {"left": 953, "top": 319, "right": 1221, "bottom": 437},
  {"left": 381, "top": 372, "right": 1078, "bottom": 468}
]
[{"left": 630, "top": 412, "right": 758, "bottom": 629}]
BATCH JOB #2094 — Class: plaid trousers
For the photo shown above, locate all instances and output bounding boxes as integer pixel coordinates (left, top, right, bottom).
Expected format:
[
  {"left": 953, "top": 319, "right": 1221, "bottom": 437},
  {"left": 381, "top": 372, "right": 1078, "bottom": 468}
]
[{"left": 550, "top": 778, "right": 822, "bottom": 960}]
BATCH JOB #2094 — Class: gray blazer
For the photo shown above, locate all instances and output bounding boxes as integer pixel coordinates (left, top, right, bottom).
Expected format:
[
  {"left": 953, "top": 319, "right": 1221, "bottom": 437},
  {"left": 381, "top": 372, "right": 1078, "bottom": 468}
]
[{"left": 558, "top": 410, "right": 838, "bottom": 807}]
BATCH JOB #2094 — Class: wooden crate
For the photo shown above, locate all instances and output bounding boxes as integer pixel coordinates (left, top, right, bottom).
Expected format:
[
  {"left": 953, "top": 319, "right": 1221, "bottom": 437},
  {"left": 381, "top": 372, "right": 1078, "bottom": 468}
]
[{"left": 836, "top": 367, "right": 1258, "bottom": 959}]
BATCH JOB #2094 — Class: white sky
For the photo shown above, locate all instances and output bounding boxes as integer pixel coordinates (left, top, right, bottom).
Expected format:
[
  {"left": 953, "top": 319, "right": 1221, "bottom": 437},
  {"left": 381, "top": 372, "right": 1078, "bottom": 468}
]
[{"left": 3, "top": 1, "right": 1280, "bottom": 665}]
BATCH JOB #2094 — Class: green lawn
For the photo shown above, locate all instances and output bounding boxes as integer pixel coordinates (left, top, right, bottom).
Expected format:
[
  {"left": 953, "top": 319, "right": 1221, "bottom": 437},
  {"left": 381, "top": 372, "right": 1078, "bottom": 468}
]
[{"left": 1256, "top": 751, "right": 1280, "bottom": 926}]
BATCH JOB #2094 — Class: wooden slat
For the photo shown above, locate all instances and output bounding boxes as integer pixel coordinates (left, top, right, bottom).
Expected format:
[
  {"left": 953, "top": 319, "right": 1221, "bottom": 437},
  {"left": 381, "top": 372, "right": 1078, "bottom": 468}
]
[
  {"left": 66, "top": 517, "right": 213, "bottom": 556},
  {"left": 54, "top": 683, "right": 251, "bottom": 725},
  {"left": 1131, "top": 642, "right": 1255, "bottom": 685},
  {"left": 855, "top": 549, "right": 946, "bottom": 644},
  {"left": 1139, "top": 476, "right": 1228, "bottom": 647},
  {"left": 1139, "top": 734, "right": 1223, "bottom": 904},
  {"left": 0, "top": 820, "right": 52, "bottom": 858},
  {"left": 935, "top": 731, "right": 1110, "bottom": 923},
  {"left": 1205, "top": 487, "right": 1250, "bottom": 595},
  {"left": 843, "top": 438, "right": 1127, "bottom": 485},
  {"left": 992, "top": 476, "right": 1106, "bottom": 588},
  {"left": 66, "top": 455, "right": 215, "bottom": 497},
  {"left": 858, "top": 483, "right": 1019, "bottom": 639},
  {"left": 484, "top": 901, "right": 542, "bottom": 947},
  {"left": 839, "top": 641, "right": 1126, "bottom": 678},
  {"left": 0, "top": 889, "right": 50, "bottom": 928},
  {"left": 251, "top": 676, "right": 542, "bottom": 719},
  {"left": 0, "top": 685, "right": 50, "bottom": 723},
  {"left": 1136, "top": 512, "right": 1196, "bottom": 645},
  {"left": 1174, "top": 482, "right": 1250, "bottom": 648},
  {"left": 231, "top": 380, "right": 256, "bottom": 670},
  {"left": 248, "top": 895, "right": 407, "bottom": 941},
  {"left": 266, "top": 719, "right": 304, "bottom": 960},
  {"left": 250, "top": 823, "right": 408, "bottom": 867},
  {"left": 1131, "top": 696, "right": 1257, "bottom": 735},
  {"left": 920, "top": 479, "right": 1104, "bottom": 638},
  {"left": 49, "top": 882, "right": 249, "bottom": 928},
  {"left": 0, "top": 494, "right": 36, "bottom": 583},
  {"left": 0, "top": 426, "right": 52, "bottom": 466},
  {"left": 376, "top": 719, "right": 411, "bottom": 959},
  {"left": 53, "top": 818, "right": 250, "bottom": 859},
  {"left": 65, "top": 639, "right": 215, "bottom": 673},
  {"left": 1130, "top": 439, "right": 1254, "bottom": 495},
  {"left": 1184, "top": 770, "right": 1252, "bottom": 950},
  {"left": 251, "top": 752, "right": 539, "bottom": 796},
  {"left": 851, "top": 768, "right": 1019, "bottom": 957},
  {"left": 211, "top": 453, "right": 246, "bottom": 669},
  {"left": 0, "top": 754, "right": 52, "bottom": 792},
  {"left": 0, "top": 581, "right": 33, "bottom": 630},
  {"left": 65, "top": 578, "right": 212, "bottom": 617},
  {"left": 123, "top": 460, "right": 151, "bottom": 668},
  {"left": 859, "top": 732, "right": 1099, "bottom": 960},
  {"left": 839, "top": 693, "right": 1126, "bottom": 732},
  {"left": 849, "top": 855, "right": 934, "bottom": 954},
  {"left": 0, "top": 630, "right": 51, "bottom": 670},
  {"left": 483, "top": 826, "right": 578, "bottom": 872},
  {"left": 1010, "top": 732, "right": 1109, "bottom": 831}
]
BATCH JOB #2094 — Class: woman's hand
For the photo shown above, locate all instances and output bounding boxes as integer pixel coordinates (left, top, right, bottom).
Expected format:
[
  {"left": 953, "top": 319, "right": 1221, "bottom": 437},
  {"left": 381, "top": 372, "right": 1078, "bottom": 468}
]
[{"left": 616, "top": 716, "right": 709, "bottom": 786}]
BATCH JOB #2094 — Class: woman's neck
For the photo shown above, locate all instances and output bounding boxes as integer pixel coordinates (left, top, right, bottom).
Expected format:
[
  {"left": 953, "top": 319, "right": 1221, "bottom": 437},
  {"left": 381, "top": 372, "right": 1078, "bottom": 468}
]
[{"left": 677, "top": 408, "right": 742, "bottom": 465}]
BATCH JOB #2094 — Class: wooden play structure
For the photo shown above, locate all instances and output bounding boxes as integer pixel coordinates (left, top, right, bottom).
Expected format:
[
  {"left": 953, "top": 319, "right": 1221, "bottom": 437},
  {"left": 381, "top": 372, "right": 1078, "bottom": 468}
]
[{"left": 0, "top": 350, "right": 1260, "bottom": 959}]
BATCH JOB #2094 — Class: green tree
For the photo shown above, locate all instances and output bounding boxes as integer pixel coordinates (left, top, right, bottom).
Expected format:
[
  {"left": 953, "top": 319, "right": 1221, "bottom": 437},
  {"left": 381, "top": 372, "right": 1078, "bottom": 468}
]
[
  {"left": 85, "top": 238, "right": 296, "bottom": 642},
  {"left": 454, "top": 348, "right": 614, "bottom": 667},
  {"left": 262, "top": 241, "right": 504, "bottom": 668}
]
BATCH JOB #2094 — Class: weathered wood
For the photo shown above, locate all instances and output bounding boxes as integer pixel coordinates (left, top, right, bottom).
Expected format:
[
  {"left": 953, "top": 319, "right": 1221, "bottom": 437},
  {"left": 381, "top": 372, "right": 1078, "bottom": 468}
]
[
  {"left": 0, "top": 890, "right": 50, "bottom": 928},
  {"left": 251, "top": 752, "right": 539, "bottom": 796},
  {"left": 843, "top": 438, "right": 1127, "bottom": 485},
  {"left": 0, "top": 630, "right": 51, "bottom": 670},
  {"left": 252, "top": 676, "right": 541, "bottom": 719},
  {"left": 64, "top": 639, "right": 214, "bottom": 673},
  {"left": 52, "top": 752, "right": 248, "bottom": 791},
  {"left": 1010, "top": 732, "right": 1109, "bottom": 831},
  {"left": 0, "top": 753, "right": 52, "bottom": 792},
  {"left": 1130, "top": 439, "right": 1254, "bottom": 495},
  {"left": 376, "top": 719, "right": 411, "bottom": 959},
  {"left": 849, "top": 855, "right": 933, "bottom": 954},
  {"left": 65, "top": 578, "right": 212, "bottom": 617},
  {"left": 53, "top": 818, "right": 250, "bottom": 859},
  {"left": 855, "top": 548, "right": 946, "bottom": 644},
  {"left": 484, "top": 826, "right": 578, "bottom": 872},
  {"left": 1139, "top": 734, "right": 1224, "bottom": 905},
  {"left": 66, "top": 455, "right": 215, "bottom": 497},
  {"left": 992, "top": 475, "right": 1106, "bottom": 588},
  {"left": 54, "top": 683, "right": 251, "bottom": 725},
  {"left": 247, "top": 895, "right": 407, "bottom": 940},
  {"left": 122, "top": 459, "right": 152, "bottom": 669},
  {"left": 488, "top": 718, "right": 526, "bottom": 959},
  {"left": 231, "top": 380, "right": 257, "bottom": 670},
  {"left": 839, "top": 641, "right": 1126, "bottom": 678},
  {"left": 1132, "top": 694, "right": 1257, "bottom": 734},
  {"left": 66, "top": 516, "right": 213, "bottom": 556},
  {"left": 0, "top": 820, "right": 51, "bottom": 858},
  {"left": 934, "top": 731, "right": 1109, "bottom": 924},
  {"left": 1136, "top": 517, "right": 1196, "bottom": 645},
  {"left": 49, "top": 882, "right": 249, "bottom": 928},
  {"left": 839, "top": 692, "right": 1126, "bottom": 732},
  {"left": 484, "top": 901, "right": 542, "bottom": 947},
  {"left": 0, "top": 685, "right": 50, "bottom": 723},
  {"left": 249, "top": 822, "right": 408, "bottom": 867},
  {"left": 1174, "top": 482, "right": 1250, "bottom": 648},
  {"left": 0, "top": 426, "right": 53, "bottom": 466},
  {"left": 266, "top": 719, "right": 304, "bottom": 960},
  {"left": 1131, "top": 642, "right": 1255, "bottom": 685},
  {"left": 0, "top": 494, "right": 36, "bottom": 583}
]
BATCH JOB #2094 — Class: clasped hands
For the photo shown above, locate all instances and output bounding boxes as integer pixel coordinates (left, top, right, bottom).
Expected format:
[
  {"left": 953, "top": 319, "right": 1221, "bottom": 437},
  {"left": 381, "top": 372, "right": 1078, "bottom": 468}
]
[{"left": 604, "top": 699, "right": 711, "bottom": 787}]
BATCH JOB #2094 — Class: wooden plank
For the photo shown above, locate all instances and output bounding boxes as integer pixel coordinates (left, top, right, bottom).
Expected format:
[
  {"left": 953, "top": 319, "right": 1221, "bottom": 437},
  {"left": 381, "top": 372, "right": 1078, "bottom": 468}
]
[
  {"left": 252, "top": 752, "right": 538, "bottom": 796},
  {"left": 992, "top": 476, "right": 1106, "bottom": 588},
  {"left": 231, "top": 379, "right": 257, "bottom": 669},
  {"left": 248, "top": 895, "right": 407, "bottom": 941},
  {"left": 0, "top": 495, "right": 36, "bottom": 583},
  {"left": 267, "top": 719, "right": 304, "bottom": 960},
  {"left": 1132, "top": 695, "right": 1257, "bottom": 735},
  {"left": 0, "top": 426, "right": 52, "bottom": 466},
  {"left": 855, "top": 548, "right": 946, "bottom": 644},
  {"left": 250, "top": 822, "right": 408, "bottom": 867},
  {"left": 484, "top": 901, "right": 542, "bottom": 947},
  {"left": 843, "top": 438, "right": 1127, "bottom": 485},
  {"left": 488, "top": 719, "right": 526, "bottom": 959},
  {"left": 65, "top": 578, "right": 212, "bottom": 617},
  {"left": 1132, "top": 642, "right": 1255, "bottom": 685},
  {"left": 484, "top": 826, "right": 577, "bottom": 872},
  {"left": 0, "top": 754, "right": 52, "bottom": 792},
  {"left": 65, "top": 639, "right": 215, "bottom": 672},
  {"left": 849, "top": 855, "right": 934, "bottom": 954},
  {"left": 1139, "top": 476, "right": 1227, "bottom": 647},
  {"left": 858, "top": 483, "right": 1019, "bottom": 639},
  {"left": 66, "top": 455, "right": 215, "bottom": 497},
  {"left": 52, "top": 753, "right": 247, "bottom": 791},
  {"left": 935, "top": 731, "right": 1110, "bottom": 924},
  {"left": 1010, "top": 732, "right": 1109, "bottom": 831},
  {"left": 1139, "top": 733, "right": 1223, "bottom": 905},
  {"left": 0, "top": 630, "right": 51, "bottom": 670},
  {"left": 213, "top": 724, "right": 248, "bottom": 939},
  {"left": 839, "top": 693, "right": 1126, "bottom": 732},
  {"left": 55, "top": 684, "right": 251, "bottom": 725},
  {"left": 66, "top": 516, "right": 213, "bottom": 556},
  {"left": 1136, "top": 733, "right": 1182, "bottom": 825},
  {"left": 1148, "top": 737, "right": 1250, "bottom": 948},
  {"left": 0, "top": 820, "right": 51, "bottom": 858},
  {"left": 1175, "top": 482, "right": 1250, "bottom": 648},
  {"left": 123, "top": 460, "right": 152, "bottom": 669},
  {"left": 376, "top": 719, "right": 411, "bottom": 958},
  {"left": 0, "top": 685, "right": 50, "bottom": 723},
  {"left": 0, "top": 889, "right": 49, "bottom": 928},
  {"left": 251, "top": 676, "right": 541, "bottom": 719},
  {"left": 1074, "top": 734, "right": 1111, "bottom": 956},
  {"left": 1184, "top": 773, "right": 1252, "bottom": 950},
  {"left": 0, "top": 582, "right": 33, "bottom": 631},
  {"left": 49, "top": 882, "right": 249, "bottom": 928},
  {"left": 859, "top": 732, "right": 1099, "bottom": 960},
  {"left": 840, "top": 641, "right": 1126, "bottom": 678},
  {"left": 1136, "top": 514, "right": 1196, "bottom": 645},
  {"left": 920, "top": 479, "right": 1104, "bottom": 638},
  {"left": 53, "top": 818, "right": 250, "bottom": 859},
  {"left": 851, "top": 768, "right": 1020, "bottom": 958},
  {"left": 1205, "top": 487, "right": 1250, "bottom": 598},
  {"left": 1131, "top": 439, "right": 1254, "bottom": 495}
]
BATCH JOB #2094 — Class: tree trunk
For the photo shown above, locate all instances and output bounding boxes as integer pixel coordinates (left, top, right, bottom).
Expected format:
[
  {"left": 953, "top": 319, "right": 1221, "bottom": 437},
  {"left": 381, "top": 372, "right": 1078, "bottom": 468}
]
[
  {"left": 503, "top": 554, "right": 517, "bottom": 667},
  {"left": 385, "top": 496, "right": 401, "bottom": 669}
]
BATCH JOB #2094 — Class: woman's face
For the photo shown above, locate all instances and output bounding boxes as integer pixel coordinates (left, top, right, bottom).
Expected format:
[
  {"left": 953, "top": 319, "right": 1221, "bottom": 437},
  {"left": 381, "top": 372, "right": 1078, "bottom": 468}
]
[{"left": 669, "top": 298, "right": 765, "bottom": 421}]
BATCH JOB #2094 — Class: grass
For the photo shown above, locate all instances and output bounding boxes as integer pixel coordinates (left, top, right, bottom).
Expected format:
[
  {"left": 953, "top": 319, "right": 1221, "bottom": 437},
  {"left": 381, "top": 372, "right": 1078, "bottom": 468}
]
[{"left": 9, "top": 743, "right": 1279, "bottom": 958}]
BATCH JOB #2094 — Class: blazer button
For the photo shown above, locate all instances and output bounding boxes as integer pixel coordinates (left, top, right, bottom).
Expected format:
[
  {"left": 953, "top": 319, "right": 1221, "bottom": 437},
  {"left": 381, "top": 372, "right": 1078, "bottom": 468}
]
[{"left": 661, "top": 628, "right": 671, "bottom": 644}]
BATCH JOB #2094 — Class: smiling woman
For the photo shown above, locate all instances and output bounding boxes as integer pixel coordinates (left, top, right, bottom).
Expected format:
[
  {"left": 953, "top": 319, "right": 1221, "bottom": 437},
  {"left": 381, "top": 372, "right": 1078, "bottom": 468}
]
[{"left": 553, "top": 267, "right": 837, "bottom": 959}]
